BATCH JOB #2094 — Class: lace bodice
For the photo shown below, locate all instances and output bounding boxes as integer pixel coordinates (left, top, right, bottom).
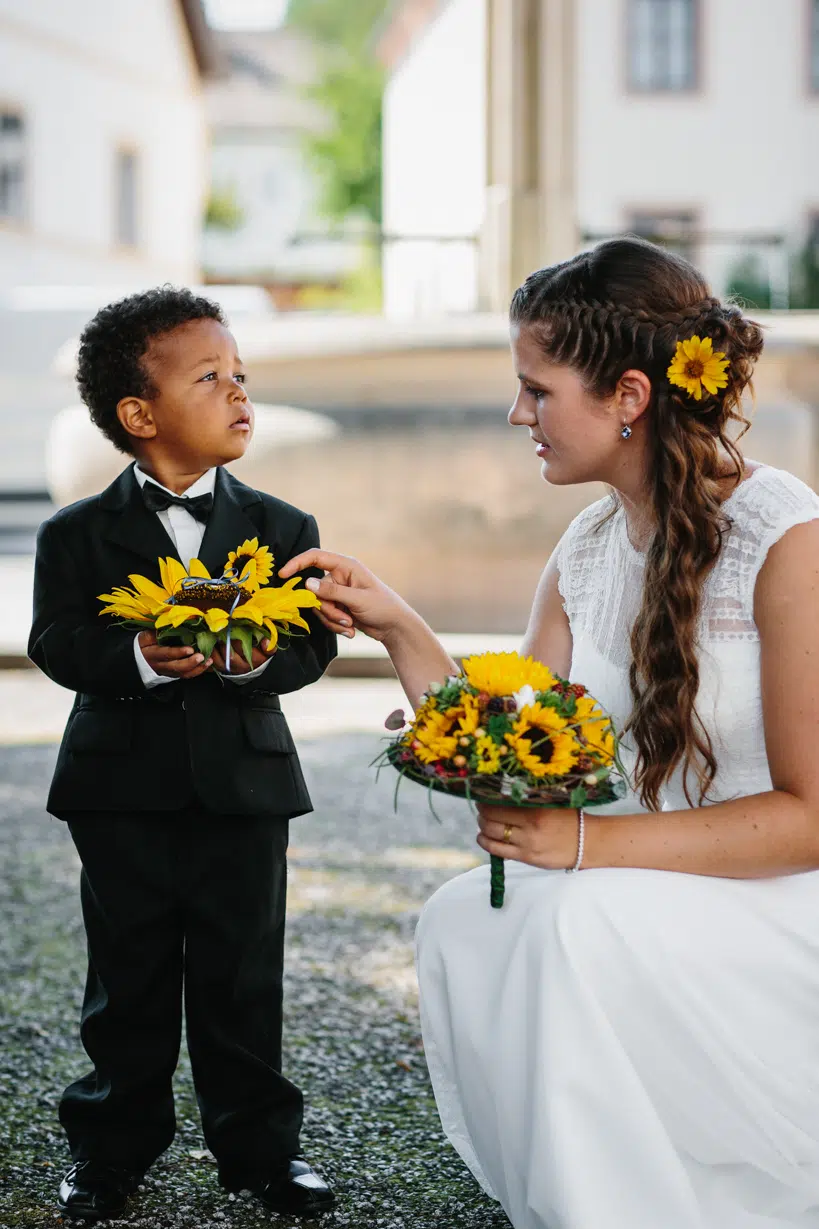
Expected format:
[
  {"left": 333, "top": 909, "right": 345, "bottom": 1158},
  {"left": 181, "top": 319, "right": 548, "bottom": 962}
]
[{"left": 556, "top": 463, "right": 819, "bottom": 814}]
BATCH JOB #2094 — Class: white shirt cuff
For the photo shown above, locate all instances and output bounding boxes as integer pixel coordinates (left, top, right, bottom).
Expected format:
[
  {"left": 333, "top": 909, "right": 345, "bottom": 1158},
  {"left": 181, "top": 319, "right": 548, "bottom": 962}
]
[
  {"left": 134, "top": 633, "right": 177, "bottom": 688},
  {"left": 216, "top": 655, "right": 274, "bottom": 685}
]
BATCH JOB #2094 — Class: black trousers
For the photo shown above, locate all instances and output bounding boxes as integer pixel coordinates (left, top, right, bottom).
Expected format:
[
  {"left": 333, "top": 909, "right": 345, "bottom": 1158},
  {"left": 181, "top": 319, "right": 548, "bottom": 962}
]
[{"left": 60, "top": 808, "right": 303, "bottom": 1177}]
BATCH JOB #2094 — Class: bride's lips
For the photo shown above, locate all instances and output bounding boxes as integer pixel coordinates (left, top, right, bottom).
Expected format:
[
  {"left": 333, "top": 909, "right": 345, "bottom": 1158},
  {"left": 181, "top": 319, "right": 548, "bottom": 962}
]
[{"left": 535, "top": 441, "right": 551, "bottom": 457}]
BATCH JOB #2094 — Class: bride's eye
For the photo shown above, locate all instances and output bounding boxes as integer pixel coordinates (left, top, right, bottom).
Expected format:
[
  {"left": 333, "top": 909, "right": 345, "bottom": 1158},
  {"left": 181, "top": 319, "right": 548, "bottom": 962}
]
[{"left": 525, "top": 384, "right": 545, "bottom": 400}]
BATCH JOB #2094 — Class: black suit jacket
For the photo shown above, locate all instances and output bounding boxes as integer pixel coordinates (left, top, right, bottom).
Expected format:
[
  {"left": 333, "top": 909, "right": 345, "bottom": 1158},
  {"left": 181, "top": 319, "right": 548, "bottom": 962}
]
[{"left": 29, "top": 465, "right": 337, "bottom": 819}]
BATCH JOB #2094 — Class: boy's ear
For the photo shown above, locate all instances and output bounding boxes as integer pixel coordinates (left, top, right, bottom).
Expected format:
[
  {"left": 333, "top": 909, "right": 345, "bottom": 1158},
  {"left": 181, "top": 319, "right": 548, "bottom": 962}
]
[{"left": 117, "top": 396, "right": 157, "bottom": 442}]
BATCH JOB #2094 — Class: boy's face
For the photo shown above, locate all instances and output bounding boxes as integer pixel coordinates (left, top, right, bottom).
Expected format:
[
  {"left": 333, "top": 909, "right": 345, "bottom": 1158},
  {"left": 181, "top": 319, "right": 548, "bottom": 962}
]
[{"left": 119, "top": 318, "right": 254, "bottom": 468}]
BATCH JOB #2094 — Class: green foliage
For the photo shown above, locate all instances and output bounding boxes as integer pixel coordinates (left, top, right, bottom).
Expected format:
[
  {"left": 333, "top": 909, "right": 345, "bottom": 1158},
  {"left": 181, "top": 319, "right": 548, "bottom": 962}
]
[
  {"left": 288, "top": 0, "right": 391, "bottom": 52},
  {"left": 790, "top": 234, "right": 819, "bottom": 309},
  {"left": 287, "top": 0, "right": 389, "bottom": 225},
  {"left": 303, "top": 59, "right": 384, "bottom": 224},
  {"left": 204, "top": 184, "right": 244, "bottom": 231},
  {"left": 725, "top": 252, "right": 772, "bottom": 310}
]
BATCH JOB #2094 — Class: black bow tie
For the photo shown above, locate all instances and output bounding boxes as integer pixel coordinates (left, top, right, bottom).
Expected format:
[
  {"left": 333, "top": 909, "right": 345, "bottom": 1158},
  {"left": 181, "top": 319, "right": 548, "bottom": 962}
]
[{"left": 141, "top": 481, "right": 214, "bottom": 524}]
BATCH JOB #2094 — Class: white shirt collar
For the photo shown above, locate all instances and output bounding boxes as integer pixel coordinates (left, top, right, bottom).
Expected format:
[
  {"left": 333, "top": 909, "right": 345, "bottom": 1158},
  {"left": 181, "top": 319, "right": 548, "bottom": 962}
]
[{"left": 133, "top": 464, "right": 217, "bottom": 499}]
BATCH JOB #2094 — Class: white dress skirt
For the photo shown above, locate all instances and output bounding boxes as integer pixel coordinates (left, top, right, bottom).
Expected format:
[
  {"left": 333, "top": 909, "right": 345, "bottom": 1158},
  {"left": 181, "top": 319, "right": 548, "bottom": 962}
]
[{"left": 415, "top": 466, "right": 819, "bottom": 1228}]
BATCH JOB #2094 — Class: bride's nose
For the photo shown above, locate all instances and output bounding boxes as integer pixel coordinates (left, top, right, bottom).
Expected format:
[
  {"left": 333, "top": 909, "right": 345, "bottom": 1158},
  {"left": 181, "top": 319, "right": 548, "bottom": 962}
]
[{"left": 508, "top": 388, "right": 533, "bottom": 426}]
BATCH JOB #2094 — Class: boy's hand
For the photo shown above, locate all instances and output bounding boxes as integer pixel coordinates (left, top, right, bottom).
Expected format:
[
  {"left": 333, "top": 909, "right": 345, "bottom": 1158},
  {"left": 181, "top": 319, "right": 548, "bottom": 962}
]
[
  {"left": 138, "top": 631, "right": 213, "bottom": 679},
  {"left": 211, "top": 638, "right": 275, "bottom": 675}
]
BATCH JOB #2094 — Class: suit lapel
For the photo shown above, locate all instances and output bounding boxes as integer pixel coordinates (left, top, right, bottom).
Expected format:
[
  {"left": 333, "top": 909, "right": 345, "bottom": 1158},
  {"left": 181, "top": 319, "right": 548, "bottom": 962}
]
[
  {"left": 100, "top": 464, "right": 179, "bottom": 568},
  {"left": 99, "top": 465, "right": 262, "bottom": 579},
  {"left": 197, "top": 468, "right": 264, "bottom": 577}
]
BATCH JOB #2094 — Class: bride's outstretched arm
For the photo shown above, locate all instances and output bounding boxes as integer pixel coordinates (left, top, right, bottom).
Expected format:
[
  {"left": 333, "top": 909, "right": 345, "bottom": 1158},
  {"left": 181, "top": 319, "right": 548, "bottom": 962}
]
[{"left": 278, "top": 549, "right": 456, "bottom": 709}]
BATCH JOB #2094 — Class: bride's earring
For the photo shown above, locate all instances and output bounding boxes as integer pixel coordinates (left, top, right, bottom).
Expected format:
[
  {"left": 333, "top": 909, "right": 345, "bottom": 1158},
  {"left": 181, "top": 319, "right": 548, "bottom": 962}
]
[{"left": 620, "top": 423, "right": 632, "bottom": 440}]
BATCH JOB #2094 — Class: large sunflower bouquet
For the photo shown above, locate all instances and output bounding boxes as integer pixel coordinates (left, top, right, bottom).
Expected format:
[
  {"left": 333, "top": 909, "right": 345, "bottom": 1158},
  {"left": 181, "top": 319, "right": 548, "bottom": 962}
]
[
  {"left": 98, "top": 538, "right": 321, "bottom": 670},
  {"left": 378, "top": 651, "right": 627, "bottom": 907}
]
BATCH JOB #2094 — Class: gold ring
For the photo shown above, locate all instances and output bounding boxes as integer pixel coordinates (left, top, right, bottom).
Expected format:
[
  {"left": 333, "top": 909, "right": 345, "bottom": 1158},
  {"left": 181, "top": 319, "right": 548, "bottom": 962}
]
[{"left": 503, "top": 824, "right": 513, "bottom": 843}]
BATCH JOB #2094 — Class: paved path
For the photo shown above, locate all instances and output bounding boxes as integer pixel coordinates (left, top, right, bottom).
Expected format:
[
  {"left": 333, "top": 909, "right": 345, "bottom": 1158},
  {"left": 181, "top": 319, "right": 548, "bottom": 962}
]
[{"left": 0, "top": 732, "right": 511, "bottom": 1229}]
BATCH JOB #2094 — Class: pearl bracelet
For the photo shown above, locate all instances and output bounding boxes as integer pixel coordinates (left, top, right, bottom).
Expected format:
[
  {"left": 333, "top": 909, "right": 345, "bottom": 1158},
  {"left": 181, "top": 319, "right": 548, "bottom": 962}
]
[{"left": 565, "top": 806, "right": 585, "bottom": 873}]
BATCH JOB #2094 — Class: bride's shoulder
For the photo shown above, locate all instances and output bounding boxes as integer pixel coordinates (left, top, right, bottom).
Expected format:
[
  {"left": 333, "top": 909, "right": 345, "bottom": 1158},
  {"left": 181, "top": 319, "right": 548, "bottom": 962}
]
[
  {"left": 727, "top": 463, "right": 819, "bottom": 545},
  {"left": 558, "top": 495, "right": 616, "bottom": 554}
]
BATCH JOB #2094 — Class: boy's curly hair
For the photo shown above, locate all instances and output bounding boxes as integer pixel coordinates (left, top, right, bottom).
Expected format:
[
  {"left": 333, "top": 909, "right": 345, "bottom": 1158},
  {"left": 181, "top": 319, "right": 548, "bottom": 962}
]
[{"left": 76, "top": 285, "right": 226, "bottom": 455}]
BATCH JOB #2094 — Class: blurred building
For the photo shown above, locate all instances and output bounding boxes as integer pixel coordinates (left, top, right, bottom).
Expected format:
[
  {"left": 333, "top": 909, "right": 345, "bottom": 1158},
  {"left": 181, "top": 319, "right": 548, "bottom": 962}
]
[
  {"left": 0, "top": 0, "right": 216, "bottom": 286},
  {"left": 202, "top": 26, "right": 362, "bottom": 306},
  {"left": 378, "top": 0, "right": 819, "bottom": 315}
]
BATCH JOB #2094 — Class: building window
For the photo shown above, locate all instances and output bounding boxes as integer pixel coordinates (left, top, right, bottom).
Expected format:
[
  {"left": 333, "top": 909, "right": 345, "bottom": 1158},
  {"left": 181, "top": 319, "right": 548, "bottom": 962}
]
[
  {"left": 628, "top": 0, "right": 699, "bottom": 92},
  {"left": 0, "top": 111, "right": 25, "bottom": 222},
  {"left": 115, "top": 149, "right": 139, "bottom": 247},
  {"left": 811, "top": 0, "right": 819, "bottom": 92},
  {"left": 629, "top": 210, "right": 697, "bottom": 262}
]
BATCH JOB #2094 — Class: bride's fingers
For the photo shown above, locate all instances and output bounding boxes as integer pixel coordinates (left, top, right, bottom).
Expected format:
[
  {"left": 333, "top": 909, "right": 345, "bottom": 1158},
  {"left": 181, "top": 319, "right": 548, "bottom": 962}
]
[
  {"left": 304, "top": 573, "right": 365, "bottom": 609},
  {"left": 317, "top": 611, "right": 355, "bottom": 637},
  {"left": 279, "top": 548, "right": 355, "bottom": 582},
  {"left": 317, "top": 598, "right": 353, "bottom": 627}
]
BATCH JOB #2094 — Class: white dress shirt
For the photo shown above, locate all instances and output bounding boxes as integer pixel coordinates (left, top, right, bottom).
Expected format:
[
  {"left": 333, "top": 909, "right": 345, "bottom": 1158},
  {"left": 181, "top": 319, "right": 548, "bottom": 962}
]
[{"left": 132, "top": 465, "right": 270, "bottom": 688}]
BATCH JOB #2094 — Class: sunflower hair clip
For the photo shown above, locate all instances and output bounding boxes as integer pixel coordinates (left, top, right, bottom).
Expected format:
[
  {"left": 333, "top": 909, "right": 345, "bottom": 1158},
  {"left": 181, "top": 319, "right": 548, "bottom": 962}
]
[{"left": 667, "top": 336, "right": 730, "bottom": 403}]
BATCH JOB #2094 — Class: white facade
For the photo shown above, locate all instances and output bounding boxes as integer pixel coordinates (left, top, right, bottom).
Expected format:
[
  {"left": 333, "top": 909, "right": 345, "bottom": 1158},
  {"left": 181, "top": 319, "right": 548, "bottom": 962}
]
[
  {"left": 575, "top": 0, "right": 819, "bottom": 301},
  {"left": 381, "top": 0, "right": 486, "bottom": 317},
  {"left": 0, "top": 0, "right": 209, "bottom": 286},
  {"left": 381, "top": 0, "right": 819, "bottom": 315}
]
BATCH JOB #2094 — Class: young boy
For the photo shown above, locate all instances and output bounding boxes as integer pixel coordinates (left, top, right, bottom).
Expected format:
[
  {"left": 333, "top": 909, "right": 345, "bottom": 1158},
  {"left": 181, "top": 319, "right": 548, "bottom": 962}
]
[{"left": 28, "top": 288, "right": 338, "bottom": 1222}]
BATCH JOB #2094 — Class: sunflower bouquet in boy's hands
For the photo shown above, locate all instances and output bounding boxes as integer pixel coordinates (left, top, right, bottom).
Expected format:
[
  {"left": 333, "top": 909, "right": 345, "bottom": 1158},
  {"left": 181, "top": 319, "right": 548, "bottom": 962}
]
[
  {"left": 98, "top": 538, "right": 321, "bottom": 670},
  {"left": 378, "top": 652, "right": 627, "bottom": 907}
]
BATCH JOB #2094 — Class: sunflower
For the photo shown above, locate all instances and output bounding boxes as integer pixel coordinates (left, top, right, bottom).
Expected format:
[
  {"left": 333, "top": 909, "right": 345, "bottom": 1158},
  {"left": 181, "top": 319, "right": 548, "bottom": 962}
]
[
  {"left": 154, "top": 577, "right": 321, "bottom": 646},
  {"left": 412, "top": 709, "right": 461, "bottom": 764},
  {"left": 456, "top": 692, "right": 482, "bottom": 736},
  {"left": 474, "top": 734, "right": 502, "bottom": 775},
  {"left": 462, "top": 652, "right": 556, "bottom": 698},
  {"left": 572, "top": 695, "right": 616, "bottom": 763},
  {"left": 224, "top": 538, "right": 274, "bottom": 593},
  {"left": 238, "top": 580, "right": 321, "bottom": 648},
  {"left": 98, "top": 556, "right": 209, "bottom": 624},
  {"left": 505, "top": 702, "right": 579, "bottom": 778},
  {"left": 667, "top": 336, "right": 729, "bottom": 402}
]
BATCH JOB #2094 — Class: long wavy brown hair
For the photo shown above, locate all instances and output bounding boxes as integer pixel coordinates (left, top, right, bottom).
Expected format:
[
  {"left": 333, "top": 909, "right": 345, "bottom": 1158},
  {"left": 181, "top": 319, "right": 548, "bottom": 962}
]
[{"left": 510, "top": 237, "right": 764, "bottom": 810}]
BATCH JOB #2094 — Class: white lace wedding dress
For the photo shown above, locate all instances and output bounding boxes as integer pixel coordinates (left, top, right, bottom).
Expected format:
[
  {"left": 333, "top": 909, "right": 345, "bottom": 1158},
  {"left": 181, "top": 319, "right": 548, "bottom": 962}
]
[{"left": 415, "top": 462, "right": 819, "bottom": 1229}]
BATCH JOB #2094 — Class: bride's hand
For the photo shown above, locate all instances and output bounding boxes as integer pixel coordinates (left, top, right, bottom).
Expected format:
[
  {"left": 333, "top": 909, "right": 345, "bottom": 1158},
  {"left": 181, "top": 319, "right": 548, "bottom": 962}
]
[
  {"left": 476, "top": 803, "right": 581, "bottom": 871},
  {"left": 278, "top": 549, "right": 412, "bottom": 643}
]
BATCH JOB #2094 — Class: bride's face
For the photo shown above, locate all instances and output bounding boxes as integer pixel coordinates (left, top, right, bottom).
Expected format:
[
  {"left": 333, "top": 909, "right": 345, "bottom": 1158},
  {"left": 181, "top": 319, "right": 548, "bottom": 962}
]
[{"left": 508, "top": 323, "right": 622, "bottom": 486}]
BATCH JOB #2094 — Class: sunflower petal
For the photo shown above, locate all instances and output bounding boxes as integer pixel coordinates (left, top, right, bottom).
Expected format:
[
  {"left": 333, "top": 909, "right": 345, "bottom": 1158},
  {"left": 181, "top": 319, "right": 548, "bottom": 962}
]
[
  {"left": 129, "top": 574, "right": 172, "bottom": 604},
  {"left": 155, "top": 604, "right": 200, "bottom": 629},
  {"left": 188, "top": 558, "right": 211, "bottom": 579},
  {"left": 203, "top": 608, "right": 230, "bottom": 633},
  {"left": 159, "top": 557, "right": 189, "bottom": 598}
]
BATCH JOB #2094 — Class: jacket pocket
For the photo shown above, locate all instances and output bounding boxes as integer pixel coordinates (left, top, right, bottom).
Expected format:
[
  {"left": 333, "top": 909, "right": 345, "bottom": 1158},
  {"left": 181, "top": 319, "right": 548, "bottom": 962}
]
[
  {"left": 241, "top": 708, "right": 296, "bottom": 754},
  {"left": 65, "top": 708, "right": 134, "bottom": 754}
]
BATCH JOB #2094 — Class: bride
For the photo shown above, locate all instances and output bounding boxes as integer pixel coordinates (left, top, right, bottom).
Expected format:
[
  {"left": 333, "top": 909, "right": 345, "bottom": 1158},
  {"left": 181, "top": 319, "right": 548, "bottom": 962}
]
[{"left": 280, "top": 237, "right": 819, "bottom": 1229}]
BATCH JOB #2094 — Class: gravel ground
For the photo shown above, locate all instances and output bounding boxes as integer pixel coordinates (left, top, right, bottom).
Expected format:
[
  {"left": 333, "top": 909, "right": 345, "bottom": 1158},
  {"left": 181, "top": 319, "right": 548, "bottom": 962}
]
[{"left": 0, "top": 736, "right": 512, "bottom": 1229}]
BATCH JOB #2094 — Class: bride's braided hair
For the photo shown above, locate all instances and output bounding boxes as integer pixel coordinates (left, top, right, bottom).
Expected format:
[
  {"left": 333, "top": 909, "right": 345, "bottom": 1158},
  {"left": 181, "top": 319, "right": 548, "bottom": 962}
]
[{"left": 511, "top": 237, "right": 764, "bottom": 810}]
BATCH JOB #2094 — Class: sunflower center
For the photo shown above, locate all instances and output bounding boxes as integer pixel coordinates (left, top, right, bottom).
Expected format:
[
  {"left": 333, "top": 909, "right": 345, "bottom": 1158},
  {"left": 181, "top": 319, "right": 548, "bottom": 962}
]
[
  {"left": 684, "top": 359, "right": 704, "bottom": 379},
  {"left": 173, "top": 581, "right": 251, "bottom": 612},
  {"left": 232, "top": 552, "right": 254, "bottom": 574},
  {"left": 520, "top": 727, "right": 554, "bottom": 763}
]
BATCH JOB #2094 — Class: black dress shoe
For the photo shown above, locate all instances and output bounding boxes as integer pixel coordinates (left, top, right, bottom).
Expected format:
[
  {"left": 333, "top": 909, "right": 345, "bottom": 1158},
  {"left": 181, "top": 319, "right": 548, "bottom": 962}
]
[
  {"left": 222, "top": 1155, "right": 336, "bottom": 1217},
  {"left": 57, "top": 1160, "right": 143, "bottom": 1222}
]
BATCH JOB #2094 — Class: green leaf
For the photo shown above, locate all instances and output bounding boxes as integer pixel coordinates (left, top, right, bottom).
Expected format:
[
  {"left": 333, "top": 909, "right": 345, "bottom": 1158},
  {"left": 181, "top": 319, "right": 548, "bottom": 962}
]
[
  {"left": 194, "top": 629, "right": 219, "bottom": 658},
  {"left": 485, "top": 713, "right": 511, "bottom": 743},
  {"left": 157, "top": 626, "right": 196, "bottom": 647},
  {"left": 230, "top": 624, "right": 255, "bottom": 667},
  {"left": 570, "top": 786, "right": 588, "bottom": 808}
]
